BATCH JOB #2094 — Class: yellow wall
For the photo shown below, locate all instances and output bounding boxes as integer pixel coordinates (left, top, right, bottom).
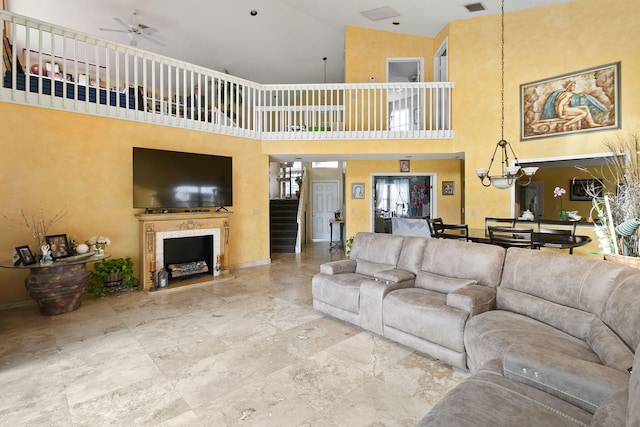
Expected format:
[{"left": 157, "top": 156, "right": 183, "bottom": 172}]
[
  {"left": 345, "top": 26, "right": 435, "bottom": 83},
  {"left": 344, "top": 159, "right": 463, "bottom": 238},
  {"left": 0, "top": 103, "right": 270, "bottom": 305},
  {"left": 452, "top": 0, "right": 640, "bottom": 228},
  {"left": 2, "top": 0, "right": 639, "bottom": 305}
]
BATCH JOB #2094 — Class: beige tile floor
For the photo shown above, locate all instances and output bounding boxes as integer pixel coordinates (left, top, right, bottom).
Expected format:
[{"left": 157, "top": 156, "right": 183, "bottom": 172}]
[{"left": 0, "top": 243, "right": 466, "bottom": 426}]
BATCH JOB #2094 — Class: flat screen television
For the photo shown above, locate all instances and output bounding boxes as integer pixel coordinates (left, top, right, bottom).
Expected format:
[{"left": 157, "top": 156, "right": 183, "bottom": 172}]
[{"left": 133, "top": 147, "right": 232, "bottom": 209}]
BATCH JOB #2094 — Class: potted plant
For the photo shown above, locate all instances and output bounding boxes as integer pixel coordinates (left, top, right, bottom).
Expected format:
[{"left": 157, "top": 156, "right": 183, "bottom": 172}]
[
  {"left": 344, "top": 236, "right": 354, "bottom": 255},
  {"left": 88, "top": 257, "right": 137, "bottom": 298}
]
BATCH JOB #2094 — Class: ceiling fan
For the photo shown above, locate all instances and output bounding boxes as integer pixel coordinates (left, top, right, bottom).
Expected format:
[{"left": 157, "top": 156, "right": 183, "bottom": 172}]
[{"left": 99, "top": 10, "right": 165, "bottom": 47}]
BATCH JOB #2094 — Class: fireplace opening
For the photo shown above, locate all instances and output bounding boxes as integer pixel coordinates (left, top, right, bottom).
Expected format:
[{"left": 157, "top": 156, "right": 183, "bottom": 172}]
[{"left": 163, "top": 235, "right": 214, "bottom": 281}]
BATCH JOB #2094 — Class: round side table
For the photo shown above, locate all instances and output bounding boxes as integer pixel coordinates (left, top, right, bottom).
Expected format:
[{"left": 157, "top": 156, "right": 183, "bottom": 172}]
[{"left": 1, "top": 253, "right": 110, "bottom": 316}]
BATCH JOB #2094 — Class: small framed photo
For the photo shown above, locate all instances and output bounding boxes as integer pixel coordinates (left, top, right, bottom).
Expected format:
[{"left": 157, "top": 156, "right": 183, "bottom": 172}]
[
  {"left": 352, "top": 182, "right": 365, "bottom": 199},
  {"left": 15, "top": 245, "right": 36, "bottom": 266},
  {"left": 442, "top": 181, "right": 455, "bottom": 196},
  {"left": 45, "top": 234, "right": 70, "bottom": 259},
  {"left": 570, "top": 179, "right": 603, "bottom": 201},
  {"left": 400, "top": 160, "right": 410, "bottom": 172}
]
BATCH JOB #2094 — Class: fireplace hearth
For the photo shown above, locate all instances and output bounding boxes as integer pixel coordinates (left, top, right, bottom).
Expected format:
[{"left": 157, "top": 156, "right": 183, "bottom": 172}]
[{"left": 136, "top": 212, "right": 232, "bottom": 291}]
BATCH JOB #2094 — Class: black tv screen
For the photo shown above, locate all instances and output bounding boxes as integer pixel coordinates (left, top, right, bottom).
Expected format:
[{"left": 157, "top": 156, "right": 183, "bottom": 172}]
[{"left": 133, "top": 147, "right": 232, "bottom": 209}]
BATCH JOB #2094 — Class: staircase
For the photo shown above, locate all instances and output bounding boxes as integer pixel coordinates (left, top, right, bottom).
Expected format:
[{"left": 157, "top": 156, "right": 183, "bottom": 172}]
[{"left": 270, "top": 199, "right": 300, "bottom": 253}]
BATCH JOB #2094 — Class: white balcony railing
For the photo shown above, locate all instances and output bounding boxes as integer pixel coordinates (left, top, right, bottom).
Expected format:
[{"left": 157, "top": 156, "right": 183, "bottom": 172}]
[{"left": 1, "top": 10, "right": 454, "bottom": 140}]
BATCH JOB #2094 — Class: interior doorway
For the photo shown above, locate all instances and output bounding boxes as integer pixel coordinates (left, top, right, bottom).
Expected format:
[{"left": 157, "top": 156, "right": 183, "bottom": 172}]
[
  {"left": 387, "top": 58, "right": 424, "bottom": 131},
  {"left": 311, "top": 180, "right": 340, "bottom": 241},
  {"left": 372, "top": 174, "right": 435, "bottom": 233}
]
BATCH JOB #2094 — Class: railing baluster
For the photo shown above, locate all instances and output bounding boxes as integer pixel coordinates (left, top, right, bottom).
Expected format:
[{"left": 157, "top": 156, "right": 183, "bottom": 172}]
[{"left": 1, "top": 10, "right": 453, "bottom": 140}]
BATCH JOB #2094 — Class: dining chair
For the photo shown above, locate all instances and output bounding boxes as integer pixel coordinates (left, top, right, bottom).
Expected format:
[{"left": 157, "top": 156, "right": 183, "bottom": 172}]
[
  {"left": 484, "top": 217, "right": 517, "bottom": 233},
  {"left": 537, "top": 220, "right": 577, "bottom": 254},
  {"left": 488, "top": 226, "right": 535, "bottom": 249},
  {"left": 438, "top": 224, "right": 469, "bottom": 241},
  {"left": 427, "top": 218, "right": 444, "bottom": 237}
]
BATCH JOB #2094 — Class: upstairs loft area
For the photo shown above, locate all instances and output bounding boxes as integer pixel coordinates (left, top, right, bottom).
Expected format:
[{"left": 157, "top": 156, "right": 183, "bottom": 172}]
[{"left": 1, "top": 10, "right": 454, "bottom": 141}]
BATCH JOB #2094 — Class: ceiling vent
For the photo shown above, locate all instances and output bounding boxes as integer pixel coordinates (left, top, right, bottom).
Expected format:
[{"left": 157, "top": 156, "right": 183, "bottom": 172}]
[
  {"left": 361, "top": 6, "right": 401, "bottom": 21},
  {"left": 464, "top": 3, "right": 486, "bottom": 12}
]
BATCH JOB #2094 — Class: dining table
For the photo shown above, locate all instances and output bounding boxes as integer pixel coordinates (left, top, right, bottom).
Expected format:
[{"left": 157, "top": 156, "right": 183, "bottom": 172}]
[{"left": 465, "top": 227, "right": 592, "bottom": 250}]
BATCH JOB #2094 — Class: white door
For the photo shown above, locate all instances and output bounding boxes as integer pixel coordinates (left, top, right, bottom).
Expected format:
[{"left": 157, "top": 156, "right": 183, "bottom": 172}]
[{"left": 312, "top": 181, "right": 339, "bottom": 241}]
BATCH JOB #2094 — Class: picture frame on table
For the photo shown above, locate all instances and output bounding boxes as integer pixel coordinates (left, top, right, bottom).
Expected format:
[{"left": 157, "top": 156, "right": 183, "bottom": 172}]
[
  {"left": 45, "top": 234, "right": 70, "bottom": 259},
  {"left": 442, "top": 181, "right": 455, "bottom": 196},
  {"left": 570, "top": 179, "right": 603, "bottom": 201},
  {"left": 15, "top": 245, "right": 36, "bottom": 266},
  {"left": 352, "top": 182, "right": 365, "bottom": 199}
]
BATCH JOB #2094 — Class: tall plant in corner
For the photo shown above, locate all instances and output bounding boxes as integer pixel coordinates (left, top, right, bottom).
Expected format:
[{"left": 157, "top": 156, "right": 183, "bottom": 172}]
[{"left": 576, "top": 132, "right": 640, "bottom": 257}]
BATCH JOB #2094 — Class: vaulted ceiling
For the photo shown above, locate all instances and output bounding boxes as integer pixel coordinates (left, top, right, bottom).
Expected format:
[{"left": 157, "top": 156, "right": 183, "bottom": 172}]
[{"left": 6, "top": 0, "right": 574, "bottom": 84}]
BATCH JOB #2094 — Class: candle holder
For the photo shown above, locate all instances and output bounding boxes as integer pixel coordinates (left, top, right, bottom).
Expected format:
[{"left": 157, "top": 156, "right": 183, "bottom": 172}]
[{"left": 149, "top": 268, "right": 157, "bottom": 291}]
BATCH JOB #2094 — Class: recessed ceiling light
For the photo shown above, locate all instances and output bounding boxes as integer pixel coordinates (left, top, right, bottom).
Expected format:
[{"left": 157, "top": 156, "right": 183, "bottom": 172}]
[
  {"left": 392, "top": 22, "right": 400, "bottom": 26},
  {"left": 250, "top": 10, "right": 258, "bottom": 16}
]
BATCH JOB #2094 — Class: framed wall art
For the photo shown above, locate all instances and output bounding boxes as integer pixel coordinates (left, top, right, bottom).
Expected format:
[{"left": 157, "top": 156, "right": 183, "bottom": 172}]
[
  {"left": 352, "top": 182, "right": 365, "bottom": 199},
  {"left": 45, "top": 234, "right": 70, "bottom": 259},
  {"left": 570, "top": 179, "right": 603, "bottom": 201},
  {"left": 400, "top": 160, "right": 410, "bottom": 172},
  {"left": 520, "top": 62, "right": 620, "bottom": 140},
  {"left": 442, "top": 181, "right": 455, "bottom": 196}
]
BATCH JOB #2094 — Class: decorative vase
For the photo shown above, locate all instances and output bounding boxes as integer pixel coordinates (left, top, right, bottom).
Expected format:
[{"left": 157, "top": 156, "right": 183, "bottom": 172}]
[{"left": 559, "top": 210, "right": 569, "bottom": 221}]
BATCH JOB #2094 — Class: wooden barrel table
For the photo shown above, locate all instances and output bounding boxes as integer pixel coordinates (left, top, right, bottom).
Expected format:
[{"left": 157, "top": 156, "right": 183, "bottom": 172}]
[{"left": 25, "top": 263, "right": 91, "bottom": 315}]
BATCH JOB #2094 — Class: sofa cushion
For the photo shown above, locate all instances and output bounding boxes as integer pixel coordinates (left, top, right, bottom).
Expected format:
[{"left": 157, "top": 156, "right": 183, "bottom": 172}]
[
  {"left": 383, "top": 288, "right": 468, "bottom": 352},
  {"left": 497, "top": 287, "right": 599, "bottom": 342},
  {"left": 464, "top": 310, "right": 601, "bottom": 373},
  {"left": 415, "top": 271, "right": 476, "bottom": 293},
  {"left": 396, "top": 236, "right": 428, "bottom": 275},
  {"left": 590, "top": 388, "right": 629, "bottom": 427},
  {"left": 498, "top": 249, "right": 628, "bottom": 337},
  {"left": 311, "top": 272, "right": 363, "bottom": 314},
  {"left": 356, "top": 259, "right": 394, "bottom": 277},
  {"left": 587, "top": 318, "right": 634, "bottom": 373},
  {"left": 502, "top": 344, "right": 629, "bottom": 414},
  {"left": 447, "top": 285, "right": 496, "bottom": 316},
  {"left": 319, "top": 259, "right": 356, "bottom": 275},
  {"left": 421, "top": 239, "right": 505, "bottom": 288},
  {"left": 349, "top": 232, "right": 404, "bottom": 266},
  {"left": 374, "top": 269, "right": 415, "bottom": 284},
  {"left": 600, "top": 268, "right": 640, "bottom": 358},
  {"left": 417, "top": 370, "right": 593, "bottom": 427}
]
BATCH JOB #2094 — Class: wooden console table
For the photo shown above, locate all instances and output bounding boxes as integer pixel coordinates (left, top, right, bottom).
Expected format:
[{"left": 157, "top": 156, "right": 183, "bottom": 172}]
[
  {"left": 0, "top": 253, "right": 110, "bottom": 315},
  {"left": 135, "top": 211, "right": 232, "bottom": 291}
]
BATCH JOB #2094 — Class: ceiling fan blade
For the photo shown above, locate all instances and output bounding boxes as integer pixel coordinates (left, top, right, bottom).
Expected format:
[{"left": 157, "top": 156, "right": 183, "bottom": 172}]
[
  {"left": 99, "top": 27, "right": 128, "bottom": 33},
  {"left": 113, "top": 17, "right": 131, "bottom": 30},
  {"left": 139, "top": 27, "right": 158, "bottom": 35},
  {"left": 138, "top": 33, "right": 166, "bottom": 47}
]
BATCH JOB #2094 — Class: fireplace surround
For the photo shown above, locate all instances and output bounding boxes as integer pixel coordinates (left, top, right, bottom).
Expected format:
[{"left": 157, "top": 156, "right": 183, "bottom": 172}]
[{"left": 136, "top": 212, "right": 231, "bottom": 291}]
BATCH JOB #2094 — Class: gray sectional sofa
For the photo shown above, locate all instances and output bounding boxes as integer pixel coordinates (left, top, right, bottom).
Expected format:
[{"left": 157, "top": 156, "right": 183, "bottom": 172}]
[{"left": 311, "top": 232, "right": 640, "bottom": 426}]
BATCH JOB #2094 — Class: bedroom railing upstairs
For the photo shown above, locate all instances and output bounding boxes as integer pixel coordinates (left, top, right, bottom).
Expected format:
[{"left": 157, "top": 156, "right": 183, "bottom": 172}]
[{"left": 1, "top": 10, "right": 454, "bottom": 140}]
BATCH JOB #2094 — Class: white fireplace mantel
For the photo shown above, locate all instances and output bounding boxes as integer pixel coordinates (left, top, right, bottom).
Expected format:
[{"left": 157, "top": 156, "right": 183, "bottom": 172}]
[{"left": 135, "top": 212, "right": 232, "bottom": 291}]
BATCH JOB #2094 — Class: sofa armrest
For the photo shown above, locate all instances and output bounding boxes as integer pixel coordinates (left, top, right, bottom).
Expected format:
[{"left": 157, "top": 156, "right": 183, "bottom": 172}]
[
  {"left": 503, "top": 343, "right": 630, "bottom": 414},
  {"left": 360, "top": 278, "right": 414, "bottom": 335},
  {"left": 446, "top": 285, "right": 496, "bottom": 316},
  {"left": 374, "top": 268, "right": 415, "bottom": 284},
  {"left": 319, "top": 259, "right": 357, "bottom": 275}
]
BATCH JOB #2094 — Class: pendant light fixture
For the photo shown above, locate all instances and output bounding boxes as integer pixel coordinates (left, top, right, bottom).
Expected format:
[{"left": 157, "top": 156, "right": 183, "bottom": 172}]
[{"left": 475, "top": 0, "right": 538, "bottom": 189}]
